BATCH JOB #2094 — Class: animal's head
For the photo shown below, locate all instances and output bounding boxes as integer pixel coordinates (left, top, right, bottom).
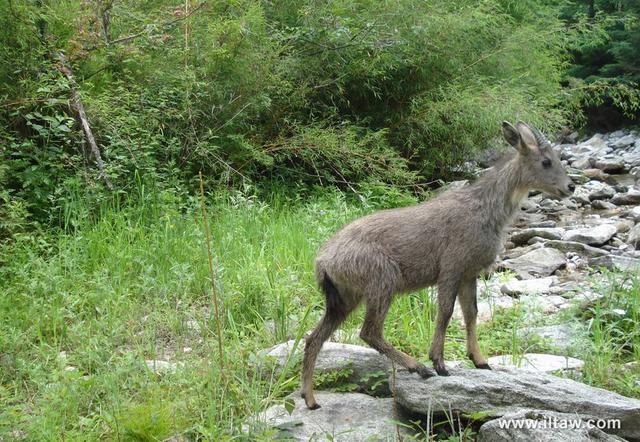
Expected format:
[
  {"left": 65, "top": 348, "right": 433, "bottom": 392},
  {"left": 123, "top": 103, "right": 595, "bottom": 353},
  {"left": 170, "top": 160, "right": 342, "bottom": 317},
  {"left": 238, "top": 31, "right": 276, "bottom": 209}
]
[{"left": 501, "top": 121, "right": 574, "bottom": 198}]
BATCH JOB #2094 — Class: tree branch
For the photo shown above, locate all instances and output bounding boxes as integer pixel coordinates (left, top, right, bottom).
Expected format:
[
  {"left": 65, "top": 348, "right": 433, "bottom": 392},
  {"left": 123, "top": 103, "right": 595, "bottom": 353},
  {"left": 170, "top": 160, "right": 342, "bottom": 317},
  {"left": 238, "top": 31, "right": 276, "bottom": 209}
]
[{"left": 58, "top": 53, "right": 114, "bottom": 190}]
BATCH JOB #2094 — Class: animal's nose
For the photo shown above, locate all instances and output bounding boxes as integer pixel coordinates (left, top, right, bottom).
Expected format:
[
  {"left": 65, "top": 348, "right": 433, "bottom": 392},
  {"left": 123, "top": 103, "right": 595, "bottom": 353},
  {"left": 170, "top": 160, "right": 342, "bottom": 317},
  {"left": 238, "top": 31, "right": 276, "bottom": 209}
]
[{"left": 568, "top": 182, "right": 575, "bottom": 193}]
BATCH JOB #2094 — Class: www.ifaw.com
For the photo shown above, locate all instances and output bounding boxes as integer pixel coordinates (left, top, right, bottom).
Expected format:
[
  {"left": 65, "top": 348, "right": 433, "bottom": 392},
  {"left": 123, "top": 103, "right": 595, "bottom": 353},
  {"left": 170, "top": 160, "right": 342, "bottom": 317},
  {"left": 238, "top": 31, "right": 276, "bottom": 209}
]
[{"left": 498, "top": 416, "right": 621, "bottom": 431}]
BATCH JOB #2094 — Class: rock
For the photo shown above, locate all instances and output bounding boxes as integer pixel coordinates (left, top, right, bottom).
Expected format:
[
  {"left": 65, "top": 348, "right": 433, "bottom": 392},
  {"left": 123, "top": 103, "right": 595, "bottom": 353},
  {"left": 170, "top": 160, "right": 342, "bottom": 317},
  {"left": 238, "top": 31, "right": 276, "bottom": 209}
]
[
  {"left": 568, "top": 171, "right": 590, "bottom": 184},
  {"left": 500, "top": 248, "right": 565, "bottom": 278},
  {"left": 583, "top": 168, "right": 608, "bottom": 181},
  {"left": 594, "top": 158, "right": 626, "bottom": 174},
  {"left": 608, "top": 130, "right": 627, "bottom": 139},
  {"left": 510, "top": 228, "right": 564, "bottom": 246},
  {"left": 393, "top": 367, "right": 640, "bottom": 440},
  {"left": 262, "top": 341, "right": 390, "bottom": 393},
  {"left": 529, "top": 220, "right": 557, "bottom": 228},
  {"left": 622, "top": 152, "right": 640, "bottom": 168},
  {"left": 611, "top": 188, "right": 640, "bottom": 205},
  {"left": 544, "top": 240, "right": 609, "bottom": 258},
  {"left": 629, "top": 206, "right": 640, "bottom": 222},
  {"left": 518, "top": 324, "right": 586, "bottom": 353},
  {"left": 502, "top": 243, "right": 545, "bottom": 260},
  {"left": 589, "top": 255, "right": 640, "bottom": 272},
  {"left": 614, "top": 219, "right": 635, "bottom": 233},
  {"left": 611, "top": 134, "right": 635, "bottom": 148},
  {"left": 562, "top": 225, "right": 617, "bottom": 246},
  {"left": 477, "top": 409, "right": 626, "bottom": 442},
  {"left": 453, "top": 296, "right": 515, "bottom": 324},
  {"left": 591, "top": 200, "right": 617, "bottom": 210},
  {"left": 500, "top": 277, "right": 556, "bottom": 296},
  {"left": 487, "top": 353, "right": 584, "bottom": 373},
  {"left": 588, "top": 184, "right": 616, "bottom": 201},
  {"left": 571, "top": 157, "right": 592, "bottom": 170},
  {"left": 520, "top": 294, "right": 570, "bottom": 314},
  {"left": 145, "top": 360, "right": 181, "bottom": 374},
  {"left": 257, "top": 392, "right": 397, "bottom": 441},
  {"left": 627, "top": 223, "right": 640, "bottom": 249},
  {"left": 582, "top": 134, "right": 607, "bottom": 152}
]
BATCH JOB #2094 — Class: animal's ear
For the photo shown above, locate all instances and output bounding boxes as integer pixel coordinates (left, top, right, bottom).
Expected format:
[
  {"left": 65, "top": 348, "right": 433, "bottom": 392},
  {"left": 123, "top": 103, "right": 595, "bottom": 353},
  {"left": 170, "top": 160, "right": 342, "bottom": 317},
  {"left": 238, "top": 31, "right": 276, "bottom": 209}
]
[
  {"left": 515, "top": 121, "right": 540, "bottom": 156},
  {"left": 502, "top": 121, "right": 520, "bottom": 148}
]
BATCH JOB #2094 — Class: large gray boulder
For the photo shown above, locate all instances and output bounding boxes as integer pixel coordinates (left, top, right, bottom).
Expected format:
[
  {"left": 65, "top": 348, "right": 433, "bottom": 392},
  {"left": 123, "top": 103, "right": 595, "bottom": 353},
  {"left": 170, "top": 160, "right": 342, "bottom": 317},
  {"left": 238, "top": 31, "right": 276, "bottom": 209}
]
[
  {"left": 256, "top": 392, "right": 398, "bottom": 441},
  {"left": 500, "top": 277, "right": 556, "bottom": 296},
  {"left": 594, "top": 157, "right": 626, "bottom": 174},
  {"left": 477, "top": 409, "right": 626, "bottom": 442},
  {"left": 589, "top": 255, "right": 640, "bottom": 272},
  {"left": 562, "top": 224, "right": 617, "bottom": 246},
  {"left": 262, "top": 341, "right": 390, "bottom": 394},
  {"left": 499, "top": 248, "right": 565, "bottom": 278},
  {"left": 393, "top": 367, "right": 640, "bottom": 440}
]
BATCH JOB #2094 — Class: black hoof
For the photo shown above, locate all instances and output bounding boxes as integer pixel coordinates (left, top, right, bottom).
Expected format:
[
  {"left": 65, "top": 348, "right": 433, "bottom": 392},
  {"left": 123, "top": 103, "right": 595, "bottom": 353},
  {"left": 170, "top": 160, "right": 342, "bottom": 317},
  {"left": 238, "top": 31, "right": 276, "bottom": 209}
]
[
  {"left": 410, "top": 364, "right": 436, "bottom": 378},
  {"left": 308, "top": 403, "right": 321, "bottom": 410},
  {"left": 475, "top": 363, "right": 492, "bottom": 370},
  {"left": 433, "top": 363, "right": 450, "bottom": 376}
]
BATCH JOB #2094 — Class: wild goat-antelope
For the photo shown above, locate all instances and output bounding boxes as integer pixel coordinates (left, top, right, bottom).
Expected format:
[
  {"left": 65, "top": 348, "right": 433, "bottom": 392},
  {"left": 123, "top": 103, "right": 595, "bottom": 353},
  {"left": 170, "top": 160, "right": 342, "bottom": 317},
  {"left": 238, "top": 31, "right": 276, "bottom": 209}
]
[{"left": 301, "top": 121, "right": 575, "bottom": 410}]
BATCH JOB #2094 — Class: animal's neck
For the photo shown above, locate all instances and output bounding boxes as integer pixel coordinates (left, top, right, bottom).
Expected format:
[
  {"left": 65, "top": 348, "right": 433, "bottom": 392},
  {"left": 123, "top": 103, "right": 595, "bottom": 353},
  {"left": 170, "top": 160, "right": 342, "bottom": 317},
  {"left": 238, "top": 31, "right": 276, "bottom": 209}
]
[{"left": 472, "top": 158, "right": 529, "bottom": 234}]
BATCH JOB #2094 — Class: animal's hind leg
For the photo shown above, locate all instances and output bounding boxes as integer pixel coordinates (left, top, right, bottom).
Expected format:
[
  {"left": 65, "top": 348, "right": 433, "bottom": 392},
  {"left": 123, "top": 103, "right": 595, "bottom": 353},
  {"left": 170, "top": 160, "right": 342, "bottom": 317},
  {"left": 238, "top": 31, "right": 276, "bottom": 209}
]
[
  {"left": 458, "top": 278, "right": 490, "bottom": 369},
  {"left": 429, "top": 276, "right": 460, "bottom": 376},
  {"left": 302, "top": 288, "right": 359, "bottom": 410},
  {"left": 301, "top": 312, "right": 348, "bottom": 409},
  {"left": 360, "top": 292, "right": 435, "bottom": 379}
]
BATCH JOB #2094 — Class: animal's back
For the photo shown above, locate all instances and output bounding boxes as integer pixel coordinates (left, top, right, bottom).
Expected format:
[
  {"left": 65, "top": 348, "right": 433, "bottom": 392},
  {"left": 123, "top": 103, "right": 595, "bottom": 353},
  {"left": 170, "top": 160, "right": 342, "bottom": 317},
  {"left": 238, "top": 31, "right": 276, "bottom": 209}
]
[{"left": 315, "top": 188, "right": 488, "bottom": 293}]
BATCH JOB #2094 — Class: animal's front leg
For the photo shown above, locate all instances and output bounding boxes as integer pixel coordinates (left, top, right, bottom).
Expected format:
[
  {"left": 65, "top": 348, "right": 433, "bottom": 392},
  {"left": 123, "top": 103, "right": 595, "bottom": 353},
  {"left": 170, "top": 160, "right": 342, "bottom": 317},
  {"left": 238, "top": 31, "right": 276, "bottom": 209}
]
[
  {"left": 458, "top": 278, "right": 491, "bottom": 369},
  {"left": 429, "top": 277, "right": 459, "bottom": 376}
]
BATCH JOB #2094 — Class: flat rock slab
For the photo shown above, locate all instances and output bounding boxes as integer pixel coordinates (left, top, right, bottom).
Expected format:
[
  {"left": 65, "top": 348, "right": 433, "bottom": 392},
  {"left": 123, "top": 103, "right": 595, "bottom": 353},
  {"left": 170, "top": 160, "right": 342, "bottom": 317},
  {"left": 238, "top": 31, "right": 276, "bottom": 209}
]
[
  {"left": 589, "top": 255, "right": 640, "bottom": 272},
  {"left": 258, "top": 392, "right": 398, "bottom": 441},
  {"left": 544, "top": 240, "right": 609, "bottom": 257},
  {"left": 393, "top": 367, "right": 640, "bottom": 440},
  {"left": 477, "top": 409, "right": 626, "bottom": 442},
  {"left": 500, "top": 277, "right": 556, "bottom": 296},
  {"left": 262, "top": 341, "right": 390, "bottom": 393},
  {"left": 500, "top": 248, "right": 565, "bottom": 278},
  {"left": 487, "top": 353, "right": 584, "bottom": 373},
  {"left": 510, "top": 228, "right": 564, "bottom": 246},
  {"left": 562, "top": 224, "right": 617, "bottom": 246}
]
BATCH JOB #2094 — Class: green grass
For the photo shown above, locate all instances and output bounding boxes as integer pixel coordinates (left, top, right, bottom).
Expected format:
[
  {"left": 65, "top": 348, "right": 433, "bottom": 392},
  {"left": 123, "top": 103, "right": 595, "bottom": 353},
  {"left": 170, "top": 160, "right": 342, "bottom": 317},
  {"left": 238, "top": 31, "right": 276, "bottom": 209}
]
[{"left": 1, "top": 187, "right": 639, "bottom": 440}]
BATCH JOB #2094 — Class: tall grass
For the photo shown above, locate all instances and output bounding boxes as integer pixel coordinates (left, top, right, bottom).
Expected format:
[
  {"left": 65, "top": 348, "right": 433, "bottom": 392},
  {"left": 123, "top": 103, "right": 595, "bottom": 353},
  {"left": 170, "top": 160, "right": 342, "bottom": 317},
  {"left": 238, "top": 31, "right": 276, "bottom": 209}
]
[{"left": 1, "top": 186, "right": 638, "bottom": 440}]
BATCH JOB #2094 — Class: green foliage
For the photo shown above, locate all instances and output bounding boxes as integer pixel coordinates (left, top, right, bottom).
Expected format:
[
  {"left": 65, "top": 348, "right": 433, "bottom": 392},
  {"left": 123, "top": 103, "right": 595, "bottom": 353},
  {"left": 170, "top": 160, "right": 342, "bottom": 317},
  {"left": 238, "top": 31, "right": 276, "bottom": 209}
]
[
  {"left": 0, "top": 0, "right": 576, "bottom": 232},
  {"left": 562, "top": 0, "right": 640, "bottom": 123}
]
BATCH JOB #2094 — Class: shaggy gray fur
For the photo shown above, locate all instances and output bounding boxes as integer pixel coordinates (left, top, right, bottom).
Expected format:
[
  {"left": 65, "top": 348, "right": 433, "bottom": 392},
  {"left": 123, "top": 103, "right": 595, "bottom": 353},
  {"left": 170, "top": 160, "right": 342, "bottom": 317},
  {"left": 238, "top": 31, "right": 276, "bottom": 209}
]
[{"left": 301, "top": 121, "right": 574, "bottom": 409}]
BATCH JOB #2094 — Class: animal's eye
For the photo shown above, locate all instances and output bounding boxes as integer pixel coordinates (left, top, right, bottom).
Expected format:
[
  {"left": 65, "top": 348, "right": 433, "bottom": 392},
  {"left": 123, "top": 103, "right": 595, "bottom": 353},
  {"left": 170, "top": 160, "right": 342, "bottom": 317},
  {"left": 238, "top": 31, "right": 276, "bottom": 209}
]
[{"left": 542, "top": 158, "right": 552, "bottom": 168}]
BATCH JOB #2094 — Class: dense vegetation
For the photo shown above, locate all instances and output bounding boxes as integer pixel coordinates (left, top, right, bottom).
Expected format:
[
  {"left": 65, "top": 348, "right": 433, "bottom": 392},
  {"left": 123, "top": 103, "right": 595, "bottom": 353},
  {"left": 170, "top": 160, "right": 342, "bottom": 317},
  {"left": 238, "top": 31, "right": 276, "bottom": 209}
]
[
  {"left": 1, "top": 1, "right": 640, "bottom": 440},
  {"left": 4, "top": 0, "right": 639, "bottom": 236},
  {"left": 563, "top": 0, "right": 640, "bottom": 128}
]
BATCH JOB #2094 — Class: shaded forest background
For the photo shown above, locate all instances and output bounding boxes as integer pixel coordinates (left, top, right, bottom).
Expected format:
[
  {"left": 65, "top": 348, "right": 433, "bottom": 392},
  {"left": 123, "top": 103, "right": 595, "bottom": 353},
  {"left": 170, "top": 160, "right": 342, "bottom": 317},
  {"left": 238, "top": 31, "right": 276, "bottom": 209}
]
[{"left": 1, "top": 0, "right": 640, "bottom": 239}]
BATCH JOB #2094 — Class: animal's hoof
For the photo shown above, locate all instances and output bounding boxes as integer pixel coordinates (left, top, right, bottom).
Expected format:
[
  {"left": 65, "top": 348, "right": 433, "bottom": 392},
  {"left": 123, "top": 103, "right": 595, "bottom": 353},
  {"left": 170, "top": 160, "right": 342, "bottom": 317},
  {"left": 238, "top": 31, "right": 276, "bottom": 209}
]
[
  {"left": 434, "top": 364, "right": 450, "bottom": 376},
  {"left": 307, "top": 403, "right": 321, "bottom": 410},
  {"left": 475, "top": 363, "right": 492, "bottom": 370},
  {"left": 410, "top": 364, "right": 436, "bottom": 378}
]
